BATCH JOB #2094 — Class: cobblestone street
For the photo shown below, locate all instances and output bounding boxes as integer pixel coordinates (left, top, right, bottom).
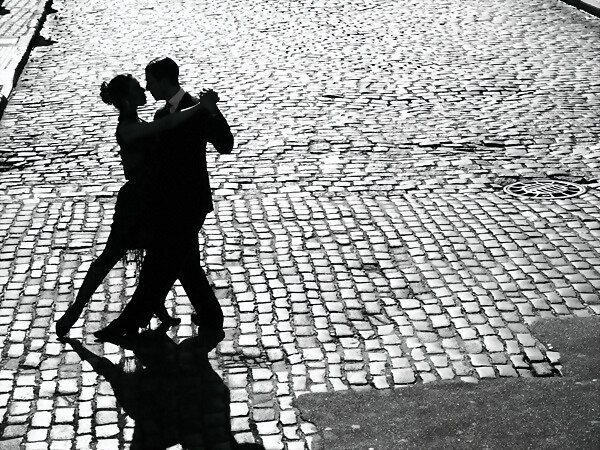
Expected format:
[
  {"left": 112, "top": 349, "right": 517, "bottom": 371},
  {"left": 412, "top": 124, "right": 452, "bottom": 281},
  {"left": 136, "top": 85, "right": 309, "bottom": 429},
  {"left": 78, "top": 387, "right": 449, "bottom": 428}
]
[{"left": 1, "top": 0, "right": 599, "bottom": 448}]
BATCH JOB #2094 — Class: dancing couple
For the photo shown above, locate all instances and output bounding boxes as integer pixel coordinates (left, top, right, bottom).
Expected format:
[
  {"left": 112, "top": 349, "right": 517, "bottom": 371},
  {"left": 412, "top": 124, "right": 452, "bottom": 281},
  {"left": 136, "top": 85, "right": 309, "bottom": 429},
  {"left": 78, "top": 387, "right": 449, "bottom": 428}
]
[{"left": 56, "top": 57, "right": 233, "bottom": 349}]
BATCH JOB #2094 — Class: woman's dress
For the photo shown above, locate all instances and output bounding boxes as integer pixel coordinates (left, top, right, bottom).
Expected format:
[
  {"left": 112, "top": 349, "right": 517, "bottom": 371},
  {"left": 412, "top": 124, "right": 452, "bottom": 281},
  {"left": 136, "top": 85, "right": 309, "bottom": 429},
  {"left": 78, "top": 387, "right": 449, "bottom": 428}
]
[{"left": 111, "top": 116, "right": 162, "bottom": 251}]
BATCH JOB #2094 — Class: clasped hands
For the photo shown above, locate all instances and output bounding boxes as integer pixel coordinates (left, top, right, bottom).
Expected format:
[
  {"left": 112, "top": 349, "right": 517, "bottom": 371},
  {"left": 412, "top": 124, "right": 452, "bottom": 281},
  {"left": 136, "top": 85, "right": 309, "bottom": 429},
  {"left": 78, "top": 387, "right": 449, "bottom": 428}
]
[{"left": 199, "top": 88, "right": 220, "bottom": 115}]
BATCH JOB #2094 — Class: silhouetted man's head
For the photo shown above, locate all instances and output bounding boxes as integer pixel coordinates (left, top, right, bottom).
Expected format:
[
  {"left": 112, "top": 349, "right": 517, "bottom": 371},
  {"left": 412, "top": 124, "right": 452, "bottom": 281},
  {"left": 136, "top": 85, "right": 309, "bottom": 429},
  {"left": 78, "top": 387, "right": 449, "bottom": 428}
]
[{"left": 145, "top": 57, "right": 180, "bottom": 101}]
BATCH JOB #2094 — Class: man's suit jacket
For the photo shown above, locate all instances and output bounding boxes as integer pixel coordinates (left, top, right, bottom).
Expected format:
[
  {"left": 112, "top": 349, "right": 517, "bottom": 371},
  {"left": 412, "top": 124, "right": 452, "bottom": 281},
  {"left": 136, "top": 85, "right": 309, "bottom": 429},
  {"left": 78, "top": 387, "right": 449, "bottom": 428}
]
[{"left": 154, "top": 92, "right": 233, "bottom": 230}]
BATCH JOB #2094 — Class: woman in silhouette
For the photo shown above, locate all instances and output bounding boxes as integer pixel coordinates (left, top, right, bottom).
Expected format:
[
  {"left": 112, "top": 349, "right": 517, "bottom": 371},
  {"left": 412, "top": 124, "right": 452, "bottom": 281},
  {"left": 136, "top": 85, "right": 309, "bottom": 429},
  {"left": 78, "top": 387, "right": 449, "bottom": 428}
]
[{"left": 56, "top": 74, "right": 218, "bottom": 340}]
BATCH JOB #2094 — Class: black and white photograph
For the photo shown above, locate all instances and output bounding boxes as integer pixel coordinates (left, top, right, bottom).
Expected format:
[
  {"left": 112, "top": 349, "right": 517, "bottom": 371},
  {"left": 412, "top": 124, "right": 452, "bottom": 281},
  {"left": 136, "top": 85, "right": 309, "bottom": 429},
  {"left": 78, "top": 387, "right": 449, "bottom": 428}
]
[{"left": 0, "top": 0, "right": 599, "bottom": 448}]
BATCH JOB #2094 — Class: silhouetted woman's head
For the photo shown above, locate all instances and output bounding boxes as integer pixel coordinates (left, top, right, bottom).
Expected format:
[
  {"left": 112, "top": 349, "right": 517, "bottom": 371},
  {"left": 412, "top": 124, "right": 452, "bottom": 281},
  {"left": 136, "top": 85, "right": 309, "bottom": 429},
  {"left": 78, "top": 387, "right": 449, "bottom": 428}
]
[{"left": 100, "top": 74, "right": 146, "bottom": 110}]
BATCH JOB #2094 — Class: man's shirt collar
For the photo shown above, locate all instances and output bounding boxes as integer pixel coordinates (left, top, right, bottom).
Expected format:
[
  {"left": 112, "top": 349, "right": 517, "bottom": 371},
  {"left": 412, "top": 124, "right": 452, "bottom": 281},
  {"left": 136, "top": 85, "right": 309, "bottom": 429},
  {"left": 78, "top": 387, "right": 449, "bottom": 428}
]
[{"left": 167, "top": 88, "right": 186, "bottom": 113}]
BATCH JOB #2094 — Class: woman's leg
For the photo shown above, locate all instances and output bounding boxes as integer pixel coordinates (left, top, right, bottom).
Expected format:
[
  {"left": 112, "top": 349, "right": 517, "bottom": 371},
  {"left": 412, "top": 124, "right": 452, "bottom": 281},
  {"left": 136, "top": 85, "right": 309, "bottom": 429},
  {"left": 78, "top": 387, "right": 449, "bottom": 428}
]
[
  {"left": 56, "top": 233, "right": 127, "bottom": 338},
  {"left": 94, "top": 231, "right": 192, "bottom": 342}
]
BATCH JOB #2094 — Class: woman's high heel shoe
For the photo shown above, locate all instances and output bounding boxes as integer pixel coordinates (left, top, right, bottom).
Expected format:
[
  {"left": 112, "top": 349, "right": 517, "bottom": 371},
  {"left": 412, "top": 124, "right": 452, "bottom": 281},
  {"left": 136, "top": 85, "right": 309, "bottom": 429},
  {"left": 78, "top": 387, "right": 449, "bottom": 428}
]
[
  {"left": 160, "top": 315, "right": 181, "bottom": 328},
  {"left": 94, "top": 321, "right": 138, "bottom": 344},
  {"left": 56, "top": 306, "right": 84, "bottom": 340}
]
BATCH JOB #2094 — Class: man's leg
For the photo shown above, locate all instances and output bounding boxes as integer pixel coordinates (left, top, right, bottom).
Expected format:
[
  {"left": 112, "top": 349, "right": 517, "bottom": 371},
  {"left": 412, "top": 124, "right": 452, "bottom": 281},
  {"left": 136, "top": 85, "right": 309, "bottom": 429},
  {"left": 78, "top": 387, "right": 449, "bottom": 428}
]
[
  {"left": 177, "top": 216, "right": 224, "bottom": 335},
  {"left": 94, "top": 233, "right": 191, "bottom": 340},
  {"left": 177, "top": 234, "right": 224, "bottom": 333}
]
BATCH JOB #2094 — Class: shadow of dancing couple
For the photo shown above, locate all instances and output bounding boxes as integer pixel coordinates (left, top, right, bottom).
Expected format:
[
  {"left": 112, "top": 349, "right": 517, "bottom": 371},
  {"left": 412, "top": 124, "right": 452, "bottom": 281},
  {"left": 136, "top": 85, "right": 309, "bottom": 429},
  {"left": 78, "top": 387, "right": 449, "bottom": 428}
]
[
  {"left": 63, "top": 330, "right": 265, "bottom": 449},
  {"left": 56, "top": 56, "right": 231, "bottom": 349}
]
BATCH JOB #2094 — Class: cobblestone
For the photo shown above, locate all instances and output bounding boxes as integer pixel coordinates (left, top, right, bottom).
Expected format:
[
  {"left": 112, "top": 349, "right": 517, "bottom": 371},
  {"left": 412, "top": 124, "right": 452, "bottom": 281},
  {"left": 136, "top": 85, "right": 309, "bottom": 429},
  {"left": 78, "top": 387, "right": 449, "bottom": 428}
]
[{"left": 0, "top": 0, "right": 599, "bottom": 447}]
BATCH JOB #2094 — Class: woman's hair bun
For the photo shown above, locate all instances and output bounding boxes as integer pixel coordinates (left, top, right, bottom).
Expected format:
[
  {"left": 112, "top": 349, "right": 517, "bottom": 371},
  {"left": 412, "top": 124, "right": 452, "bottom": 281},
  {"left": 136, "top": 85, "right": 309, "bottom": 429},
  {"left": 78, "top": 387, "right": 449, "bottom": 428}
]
[
  {"left": 100, "top": 81, "right": 113, "bottom": 105},
  {"left": 99, "top": 74, "right": 133, "bottom": 109}
]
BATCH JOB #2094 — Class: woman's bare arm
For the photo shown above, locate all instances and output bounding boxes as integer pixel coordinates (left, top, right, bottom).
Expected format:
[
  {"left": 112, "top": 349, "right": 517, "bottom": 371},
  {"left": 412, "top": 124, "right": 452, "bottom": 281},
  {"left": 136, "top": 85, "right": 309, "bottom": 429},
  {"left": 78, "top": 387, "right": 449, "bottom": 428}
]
[{"left": 117, "top": 90, "right": 219, "bottom": 145}]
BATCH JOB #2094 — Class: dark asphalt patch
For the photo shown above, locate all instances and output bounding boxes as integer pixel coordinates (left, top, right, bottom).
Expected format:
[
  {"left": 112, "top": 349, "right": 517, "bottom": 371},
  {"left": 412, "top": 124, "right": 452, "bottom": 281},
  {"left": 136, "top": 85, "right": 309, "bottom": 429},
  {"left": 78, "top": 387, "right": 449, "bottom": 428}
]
[{"left": 295, "top": 317, "right": 600, "bottom": 450}]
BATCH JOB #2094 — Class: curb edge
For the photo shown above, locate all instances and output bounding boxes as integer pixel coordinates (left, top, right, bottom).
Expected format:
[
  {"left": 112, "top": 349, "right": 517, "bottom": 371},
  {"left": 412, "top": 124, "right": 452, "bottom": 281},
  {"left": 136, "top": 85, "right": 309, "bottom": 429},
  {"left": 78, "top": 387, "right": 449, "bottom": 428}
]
[
  {"left": 561, "top": 0, "right": 600, "bottom": 17},
  {"left": 0, "top": 0, "right": 54, "bottom": 122}
]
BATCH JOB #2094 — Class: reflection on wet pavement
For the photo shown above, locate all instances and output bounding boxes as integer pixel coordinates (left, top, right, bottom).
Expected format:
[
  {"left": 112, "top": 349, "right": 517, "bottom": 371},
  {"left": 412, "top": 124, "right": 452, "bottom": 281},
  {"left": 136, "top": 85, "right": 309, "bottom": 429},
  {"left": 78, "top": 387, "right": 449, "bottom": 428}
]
[{"left": 64, "top": 331, "right": 265, "bottom": 449}]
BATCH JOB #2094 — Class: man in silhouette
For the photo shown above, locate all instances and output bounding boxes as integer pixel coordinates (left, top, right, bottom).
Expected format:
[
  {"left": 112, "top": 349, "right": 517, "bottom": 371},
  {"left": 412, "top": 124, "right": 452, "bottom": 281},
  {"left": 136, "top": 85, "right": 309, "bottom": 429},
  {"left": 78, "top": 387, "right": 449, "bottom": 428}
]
[
  {"left": 95, "top": 57, "right": 233, "bottom": 348},
  {"left": 147, "top": 56, "right": 233, "bottom": 340}
]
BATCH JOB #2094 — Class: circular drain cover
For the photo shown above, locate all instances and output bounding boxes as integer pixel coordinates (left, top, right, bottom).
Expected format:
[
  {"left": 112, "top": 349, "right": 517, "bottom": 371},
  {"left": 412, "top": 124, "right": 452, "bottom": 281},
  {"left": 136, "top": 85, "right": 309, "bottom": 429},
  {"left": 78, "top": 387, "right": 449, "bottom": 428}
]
[{"left": 504, "top": 179, "right": 586, "bottom": 199}]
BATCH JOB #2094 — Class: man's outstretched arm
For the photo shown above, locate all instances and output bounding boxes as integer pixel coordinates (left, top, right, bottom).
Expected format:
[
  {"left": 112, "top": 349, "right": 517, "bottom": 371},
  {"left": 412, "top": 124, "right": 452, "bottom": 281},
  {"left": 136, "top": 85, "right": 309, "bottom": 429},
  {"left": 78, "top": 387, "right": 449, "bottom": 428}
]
[{"left": 203, "top": 106, "right": 234, "bottom": 154}]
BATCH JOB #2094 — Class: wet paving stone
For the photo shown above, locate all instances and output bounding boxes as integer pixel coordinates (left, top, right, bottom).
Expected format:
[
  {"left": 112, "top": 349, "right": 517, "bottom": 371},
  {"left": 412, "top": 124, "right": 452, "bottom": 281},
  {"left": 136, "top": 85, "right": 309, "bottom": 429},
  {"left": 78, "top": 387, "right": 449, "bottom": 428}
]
[{"left": 1, "top": 0, "right": 600, "bottom": 447}]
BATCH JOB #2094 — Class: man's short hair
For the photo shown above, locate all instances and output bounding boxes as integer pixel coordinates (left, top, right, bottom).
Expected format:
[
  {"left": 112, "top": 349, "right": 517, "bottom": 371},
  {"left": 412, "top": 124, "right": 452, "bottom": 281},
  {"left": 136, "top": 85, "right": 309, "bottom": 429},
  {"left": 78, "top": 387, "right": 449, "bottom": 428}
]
[{"left": 146, "top": 57, "right": 179, "bottom": 85}]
